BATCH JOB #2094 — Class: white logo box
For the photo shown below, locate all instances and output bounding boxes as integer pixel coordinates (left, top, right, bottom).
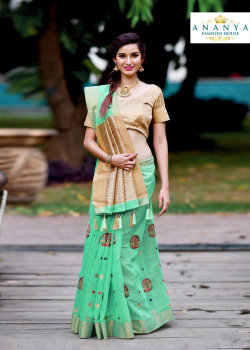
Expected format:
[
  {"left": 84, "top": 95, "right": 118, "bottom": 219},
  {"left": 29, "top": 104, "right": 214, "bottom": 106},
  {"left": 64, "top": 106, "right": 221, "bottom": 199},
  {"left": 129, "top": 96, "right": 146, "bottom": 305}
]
[{"left": 190, "top": 12, "right": 250, "bottom": 44}]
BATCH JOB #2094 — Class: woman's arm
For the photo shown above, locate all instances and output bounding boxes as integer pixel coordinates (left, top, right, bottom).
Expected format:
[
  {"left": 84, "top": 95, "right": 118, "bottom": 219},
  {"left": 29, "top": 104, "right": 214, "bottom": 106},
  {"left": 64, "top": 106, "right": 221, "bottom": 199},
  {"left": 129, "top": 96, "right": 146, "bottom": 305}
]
[
  {"left": 152, "top": 122, "right": 170, "bottom": 216},
  {"left": 83, "top": 127, "right": 108, "bottom": 162},
  {"left": 83, "top": 127, "right": 137, "bottom": 170}
]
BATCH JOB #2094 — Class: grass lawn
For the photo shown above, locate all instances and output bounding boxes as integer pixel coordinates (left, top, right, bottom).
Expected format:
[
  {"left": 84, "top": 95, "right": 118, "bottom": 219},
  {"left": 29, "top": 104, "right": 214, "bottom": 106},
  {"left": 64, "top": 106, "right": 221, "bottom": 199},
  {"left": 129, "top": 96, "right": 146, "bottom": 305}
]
[
  {"left": 0, "top": 112, "right": 54, "bottom": 129},
  {"left": 3, "top": 113, "right": 250, "bottom": 216}
]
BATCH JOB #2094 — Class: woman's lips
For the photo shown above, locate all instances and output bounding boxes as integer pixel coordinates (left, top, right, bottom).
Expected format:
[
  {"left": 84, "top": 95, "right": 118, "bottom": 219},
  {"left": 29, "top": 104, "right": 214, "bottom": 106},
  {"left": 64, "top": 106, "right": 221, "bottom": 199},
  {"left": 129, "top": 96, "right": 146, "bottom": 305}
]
[{"left": 124, "top": 67, "right": 134, "bottom": 71}]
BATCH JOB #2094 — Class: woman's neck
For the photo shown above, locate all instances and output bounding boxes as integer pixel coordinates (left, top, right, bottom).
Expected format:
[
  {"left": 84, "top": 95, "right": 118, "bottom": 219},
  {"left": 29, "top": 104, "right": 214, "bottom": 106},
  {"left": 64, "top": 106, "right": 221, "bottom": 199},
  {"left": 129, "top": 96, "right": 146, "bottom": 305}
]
[{"left": 119, "top": 74, "right": 139, "bottom": 87}]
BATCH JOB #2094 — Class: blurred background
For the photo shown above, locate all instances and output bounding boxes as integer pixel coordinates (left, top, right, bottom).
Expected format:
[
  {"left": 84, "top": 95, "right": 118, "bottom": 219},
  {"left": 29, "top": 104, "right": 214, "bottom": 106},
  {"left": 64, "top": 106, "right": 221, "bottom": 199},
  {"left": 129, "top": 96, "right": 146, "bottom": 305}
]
[{"left": 0, "top": 0, "right": 249, "bottom": 216}]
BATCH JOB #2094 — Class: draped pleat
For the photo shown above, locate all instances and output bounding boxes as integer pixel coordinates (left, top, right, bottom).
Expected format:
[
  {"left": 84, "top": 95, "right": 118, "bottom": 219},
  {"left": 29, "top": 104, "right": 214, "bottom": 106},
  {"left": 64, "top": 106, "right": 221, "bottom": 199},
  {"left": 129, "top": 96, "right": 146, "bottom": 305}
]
[{"left": 70, "top": 155, "right": 175, "bottom": 339}]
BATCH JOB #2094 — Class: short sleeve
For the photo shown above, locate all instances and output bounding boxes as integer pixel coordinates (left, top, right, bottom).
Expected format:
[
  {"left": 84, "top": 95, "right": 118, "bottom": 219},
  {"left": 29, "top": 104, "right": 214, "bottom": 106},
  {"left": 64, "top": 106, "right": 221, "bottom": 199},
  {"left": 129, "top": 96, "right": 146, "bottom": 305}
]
[
  {"left": 152, "top": 89, "right": 170, "bottom": 124},
  {"left": 84, "top": 113, "right": 93, "bottom": 128}
]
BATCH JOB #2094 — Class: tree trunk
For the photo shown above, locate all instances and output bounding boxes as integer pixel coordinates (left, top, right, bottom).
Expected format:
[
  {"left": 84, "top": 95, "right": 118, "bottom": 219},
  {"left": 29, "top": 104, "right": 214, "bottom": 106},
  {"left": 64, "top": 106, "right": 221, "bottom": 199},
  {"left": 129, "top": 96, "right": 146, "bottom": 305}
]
[{"left": 37, "top": 0, "right": 86, "bottom": 167}]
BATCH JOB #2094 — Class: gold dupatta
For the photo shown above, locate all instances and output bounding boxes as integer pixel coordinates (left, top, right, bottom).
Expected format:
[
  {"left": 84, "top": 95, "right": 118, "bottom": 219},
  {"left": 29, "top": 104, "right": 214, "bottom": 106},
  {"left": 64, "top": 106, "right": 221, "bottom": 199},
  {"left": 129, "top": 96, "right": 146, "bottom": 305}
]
[{"left": 84, "top": 84, "right": 150, "bottom": 223}]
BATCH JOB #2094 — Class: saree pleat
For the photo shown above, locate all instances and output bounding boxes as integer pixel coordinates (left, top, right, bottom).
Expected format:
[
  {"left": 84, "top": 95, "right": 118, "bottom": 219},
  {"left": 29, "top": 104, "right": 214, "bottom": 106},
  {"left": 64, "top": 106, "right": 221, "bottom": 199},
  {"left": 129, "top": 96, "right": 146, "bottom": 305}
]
[{"left": 70, "top": 155, "right": 175, "bottom": 339}]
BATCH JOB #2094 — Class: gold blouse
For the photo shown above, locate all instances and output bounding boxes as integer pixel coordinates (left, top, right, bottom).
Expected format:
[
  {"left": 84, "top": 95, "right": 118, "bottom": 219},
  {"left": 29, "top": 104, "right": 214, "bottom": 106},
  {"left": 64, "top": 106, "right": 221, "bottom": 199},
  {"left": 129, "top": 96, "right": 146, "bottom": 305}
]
[{"left": 84, "top": 84, "right": 170, "bottom": 139}]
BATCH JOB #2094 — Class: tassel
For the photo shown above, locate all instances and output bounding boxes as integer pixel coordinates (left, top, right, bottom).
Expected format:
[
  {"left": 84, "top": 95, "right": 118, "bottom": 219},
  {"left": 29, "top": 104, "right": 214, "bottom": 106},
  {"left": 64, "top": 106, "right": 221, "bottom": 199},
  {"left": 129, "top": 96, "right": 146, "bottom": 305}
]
[
  {"left": 129, "top": 210, "right": 134, "bottom": 227},
  {"left": 118, "top": 213, "right": 122, "bottom": 229},
  {"left": 132, "top": 209, "right": 136, "bottom": 225},
  {"left": 146, "top": 203, "right": 153, "bottom": 220},
  {"left": 129, "top": 210, "right": 136, "bottom": 227},
  {"left": 149, "top": 208, "right": 153, "bottom": 220},
  {"left": 113, "top": 213, "right": 119, "bottom": 230},
  {"left": 94, "top": 214, "right": 98, "bottom": 229},
  {"left": 101, "top": 214, "right": 108, "bottom": 231}
]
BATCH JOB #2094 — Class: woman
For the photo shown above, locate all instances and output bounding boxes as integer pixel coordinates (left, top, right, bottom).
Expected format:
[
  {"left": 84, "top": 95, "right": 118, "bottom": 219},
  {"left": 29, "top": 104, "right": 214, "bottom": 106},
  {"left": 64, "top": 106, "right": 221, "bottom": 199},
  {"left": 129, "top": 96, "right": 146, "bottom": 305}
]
[{"left": 71, "top": 32, "right": 175, "bottom": 340}]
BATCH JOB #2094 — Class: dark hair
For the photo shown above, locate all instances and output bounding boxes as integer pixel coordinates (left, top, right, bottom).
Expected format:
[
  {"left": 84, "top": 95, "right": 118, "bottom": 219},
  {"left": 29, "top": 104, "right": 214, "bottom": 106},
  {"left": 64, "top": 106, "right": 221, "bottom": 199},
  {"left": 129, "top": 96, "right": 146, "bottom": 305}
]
[{"left": 99, "top": 32, "right": 146, "bottom": 117}]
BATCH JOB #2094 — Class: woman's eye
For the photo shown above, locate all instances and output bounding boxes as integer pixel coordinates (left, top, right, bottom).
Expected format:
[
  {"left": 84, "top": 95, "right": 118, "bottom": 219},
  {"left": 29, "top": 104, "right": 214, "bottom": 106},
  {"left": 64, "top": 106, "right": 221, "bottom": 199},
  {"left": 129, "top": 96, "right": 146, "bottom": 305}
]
[{"left": 118, "top": 54, "right": 138, "bottom": 58}]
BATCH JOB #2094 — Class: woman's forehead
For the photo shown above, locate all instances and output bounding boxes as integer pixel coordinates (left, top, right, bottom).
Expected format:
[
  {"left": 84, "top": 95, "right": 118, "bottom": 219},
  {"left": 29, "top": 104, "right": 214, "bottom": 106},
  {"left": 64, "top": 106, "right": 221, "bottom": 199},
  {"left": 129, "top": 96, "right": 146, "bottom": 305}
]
[{"left": 117, "top": 43, "right": 139, "bottom": 54}]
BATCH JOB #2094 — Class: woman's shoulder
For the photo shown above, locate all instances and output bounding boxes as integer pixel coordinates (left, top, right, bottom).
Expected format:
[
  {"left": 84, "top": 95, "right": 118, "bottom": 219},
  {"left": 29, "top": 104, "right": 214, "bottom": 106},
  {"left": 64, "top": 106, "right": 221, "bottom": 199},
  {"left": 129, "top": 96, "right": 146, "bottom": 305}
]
[
  {"left": 141, "top": 82, "right": 163, "bottom": 94},
  {"left": 150, "top": 83, "right": 163, "bottom": 93},
  {"left": 141, "top": 83, "right": 163, "bottom": 102}
]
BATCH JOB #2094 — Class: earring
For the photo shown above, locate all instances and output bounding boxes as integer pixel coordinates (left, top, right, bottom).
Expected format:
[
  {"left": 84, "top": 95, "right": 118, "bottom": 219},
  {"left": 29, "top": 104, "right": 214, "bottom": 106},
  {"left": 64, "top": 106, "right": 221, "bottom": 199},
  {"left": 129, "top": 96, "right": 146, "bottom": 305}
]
[
  {"left": 113, "top": 65, "right": 119, "bottom": 71},
  {"left": 139, "top": 65, "right": 144, "bottom": 72}
]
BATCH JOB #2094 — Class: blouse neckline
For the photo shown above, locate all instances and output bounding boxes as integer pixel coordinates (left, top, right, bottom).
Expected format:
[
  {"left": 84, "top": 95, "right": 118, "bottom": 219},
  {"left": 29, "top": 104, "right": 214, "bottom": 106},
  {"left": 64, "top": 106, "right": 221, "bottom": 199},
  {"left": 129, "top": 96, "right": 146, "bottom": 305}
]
[{"left": 116, "top": 84, "right": 154, "bottom": 103}]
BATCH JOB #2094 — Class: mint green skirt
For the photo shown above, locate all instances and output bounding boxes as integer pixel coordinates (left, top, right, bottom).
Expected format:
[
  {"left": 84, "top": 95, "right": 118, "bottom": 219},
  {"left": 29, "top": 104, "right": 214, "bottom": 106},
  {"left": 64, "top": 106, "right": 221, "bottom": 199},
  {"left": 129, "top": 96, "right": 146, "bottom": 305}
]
[{"left": 70, "top": 154, "right": 175, "bottom": 339}]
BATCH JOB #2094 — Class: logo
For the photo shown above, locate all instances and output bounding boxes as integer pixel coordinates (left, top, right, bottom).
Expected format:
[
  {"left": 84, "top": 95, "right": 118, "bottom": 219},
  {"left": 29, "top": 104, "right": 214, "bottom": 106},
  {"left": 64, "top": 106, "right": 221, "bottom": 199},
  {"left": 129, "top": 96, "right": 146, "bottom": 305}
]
[{"left": 190, "top": 12, "right": 250, "bottom": 44}]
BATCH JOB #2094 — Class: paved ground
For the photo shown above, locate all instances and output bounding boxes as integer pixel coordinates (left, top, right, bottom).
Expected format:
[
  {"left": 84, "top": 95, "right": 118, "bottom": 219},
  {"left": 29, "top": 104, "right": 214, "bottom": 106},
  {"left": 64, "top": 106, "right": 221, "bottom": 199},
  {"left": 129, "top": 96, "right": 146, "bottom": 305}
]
[
  {"left": 0, "top": 213, "right": 250, "bottom": 349},
  {"left": 0, "top": 213, "right": 250, "bottom": 247}
]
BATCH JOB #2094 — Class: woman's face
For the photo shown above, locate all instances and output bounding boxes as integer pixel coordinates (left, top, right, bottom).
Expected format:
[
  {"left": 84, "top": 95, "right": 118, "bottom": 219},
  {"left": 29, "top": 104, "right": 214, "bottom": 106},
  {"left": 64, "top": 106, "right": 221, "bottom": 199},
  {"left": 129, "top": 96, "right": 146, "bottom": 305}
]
[{"left": 113, "top": 43, "right": 144, "bottom": 76}]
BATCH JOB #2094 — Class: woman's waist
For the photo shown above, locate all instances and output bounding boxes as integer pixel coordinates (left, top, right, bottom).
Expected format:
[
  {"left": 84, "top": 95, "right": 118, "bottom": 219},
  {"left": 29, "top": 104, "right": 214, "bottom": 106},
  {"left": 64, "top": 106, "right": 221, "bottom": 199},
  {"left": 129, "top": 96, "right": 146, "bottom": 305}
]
[
  {"left": 126, "top": 129, "right": 152, "bottom": 157},
  {"left": 138, "top": 154, "right": 155, "bottom": 166},
  {"left": 132, "top": 143, "right": 152, "bottom": 162}
]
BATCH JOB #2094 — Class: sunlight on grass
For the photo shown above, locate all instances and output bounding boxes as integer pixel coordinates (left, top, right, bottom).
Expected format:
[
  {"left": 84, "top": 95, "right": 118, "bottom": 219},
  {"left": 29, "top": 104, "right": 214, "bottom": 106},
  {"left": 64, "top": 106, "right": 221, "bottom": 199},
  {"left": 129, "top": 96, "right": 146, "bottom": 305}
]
[{"left": 5, "top": 149, "right": 250, "bottom": 216}]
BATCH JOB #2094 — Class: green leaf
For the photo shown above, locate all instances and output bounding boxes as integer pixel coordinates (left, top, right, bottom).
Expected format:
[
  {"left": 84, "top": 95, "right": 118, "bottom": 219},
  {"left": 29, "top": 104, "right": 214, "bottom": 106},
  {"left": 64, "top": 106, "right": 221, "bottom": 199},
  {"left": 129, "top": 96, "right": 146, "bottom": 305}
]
[
  {"left": 60, "top": 29, "right": 77, "bottom": 54},
  {"left": 198, "top": 0, "right": 208, "bottom": 12},
  {"left": 130, "top": 14, "right": 139, "bottom": 28},
  {"left": 186, "top": 0, "right": 196, "bottom": 19},
  {"left": 72, "top": 70, "right": 89, "bottom": 83},
  {"left": 82, "top": 58, "right": 101, "bottom": 75},
  {"left": 117, "top": 0, "right": 126, "bottom": 12},
  {"left": 143, "top": 7, "right": 154, "bottom": 23},
  {"left": 4, "top": 65, "right": 45, "bottom": 101},
  {"left": 212, "top": 0, "right": 224, "bottom": 11},
  {"left": 11, "top": 6, "right": 44, "bottom": 38},
  {"left": 126, "top": 0, "right": 155, "bottom": 25}
]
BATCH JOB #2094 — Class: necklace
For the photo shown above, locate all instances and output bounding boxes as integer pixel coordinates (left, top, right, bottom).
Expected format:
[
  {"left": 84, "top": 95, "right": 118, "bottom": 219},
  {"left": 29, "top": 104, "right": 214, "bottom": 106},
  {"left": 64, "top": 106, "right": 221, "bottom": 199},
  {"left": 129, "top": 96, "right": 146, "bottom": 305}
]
[{"left": 117, "top": 78, "right": 140, "bottom": 97}]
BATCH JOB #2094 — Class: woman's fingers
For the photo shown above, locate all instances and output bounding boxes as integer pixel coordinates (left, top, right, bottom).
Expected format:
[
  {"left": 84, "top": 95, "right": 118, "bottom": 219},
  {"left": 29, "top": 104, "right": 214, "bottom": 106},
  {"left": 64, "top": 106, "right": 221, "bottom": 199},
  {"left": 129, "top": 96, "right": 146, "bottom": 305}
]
[
  {"left": 124, "top": 152, "right": 137, "bottom": 159},
  {"left": 119, "top": 152, "right": 137, "bottom": 170}
]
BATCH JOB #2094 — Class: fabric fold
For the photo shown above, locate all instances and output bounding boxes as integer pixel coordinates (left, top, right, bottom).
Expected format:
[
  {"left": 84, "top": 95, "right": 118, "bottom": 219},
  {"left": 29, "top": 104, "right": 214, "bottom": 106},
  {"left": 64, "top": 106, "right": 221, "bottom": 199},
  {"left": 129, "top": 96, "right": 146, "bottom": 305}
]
[
  {"left": 70, "top": 155, "right": 175, "bottom": 340},
  {"left": 84, "top": 84, "right": 149, "bottom": 215}
]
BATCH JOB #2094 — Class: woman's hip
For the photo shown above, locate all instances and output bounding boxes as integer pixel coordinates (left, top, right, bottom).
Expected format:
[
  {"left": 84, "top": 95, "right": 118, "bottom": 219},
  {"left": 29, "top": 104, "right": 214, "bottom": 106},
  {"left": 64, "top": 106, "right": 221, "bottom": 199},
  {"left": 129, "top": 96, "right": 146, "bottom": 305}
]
[{"left": 138, "top": 154, "right": 156, "bottom": 199}]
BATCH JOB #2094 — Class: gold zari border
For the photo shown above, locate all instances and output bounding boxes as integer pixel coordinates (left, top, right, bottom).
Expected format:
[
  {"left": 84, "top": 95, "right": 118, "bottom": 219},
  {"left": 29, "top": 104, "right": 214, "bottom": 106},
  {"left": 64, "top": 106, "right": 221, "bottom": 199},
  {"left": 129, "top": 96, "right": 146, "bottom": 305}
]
[{"left": 71, "top": 308, "right": 175, "bottom": 340}]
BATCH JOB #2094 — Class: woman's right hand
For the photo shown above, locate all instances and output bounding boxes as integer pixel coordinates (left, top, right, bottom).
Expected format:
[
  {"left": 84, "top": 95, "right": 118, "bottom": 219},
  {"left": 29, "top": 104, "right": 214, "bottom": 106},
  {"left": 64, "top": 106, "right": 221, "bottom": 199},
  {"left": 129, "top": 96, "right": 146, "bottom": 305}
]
[{"left": 110, "top": 152, "right": 138, "bottom": 171}]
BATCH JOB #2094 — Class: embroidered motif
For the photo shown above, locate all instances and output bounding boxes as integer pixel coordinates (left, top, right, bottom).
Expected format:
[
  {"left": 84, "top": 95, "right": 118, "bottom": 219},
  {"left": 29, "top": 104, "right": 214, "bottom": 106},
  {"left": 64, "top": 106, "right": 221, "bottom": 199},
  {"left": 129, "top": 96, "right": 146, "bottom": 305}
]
[
  {"left": 130, "top": 235, "right": 140, "bottom": 249},
  {"left": 148, "top": 223, "right": 156, "bottom": 237},
  {"left": 142, "top": 278, "right": 153, "bottom": 292},
  {"left": 78, "top": 277, "right": 83, "bottom": 290},
  {"left": 124, "top": 284, "right": 129, "bottom": 298},
  {"left": 101, "top": 232, "right": 112, "bottom": 247},
  {"left": 86, "top": 224, "right": 91, "bottom": 238}
]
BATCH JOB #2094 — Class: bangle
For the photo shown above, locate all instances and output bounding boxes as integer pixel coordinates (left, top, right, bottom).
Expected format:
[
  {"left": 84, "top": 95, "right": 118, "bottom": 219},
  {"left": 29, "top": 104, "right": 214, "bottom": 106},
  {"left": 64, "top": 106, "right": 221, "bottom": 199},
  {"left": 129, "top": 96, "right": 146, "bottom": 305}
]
[
  {"left": 105, "top": 154, "right": 114, "bottom": 168},
  {"left": 105, "top": 153, "right": 112, "bottom": 165},
  {"left": 105, "top": 154, "right": 111, "bottom": 163}
]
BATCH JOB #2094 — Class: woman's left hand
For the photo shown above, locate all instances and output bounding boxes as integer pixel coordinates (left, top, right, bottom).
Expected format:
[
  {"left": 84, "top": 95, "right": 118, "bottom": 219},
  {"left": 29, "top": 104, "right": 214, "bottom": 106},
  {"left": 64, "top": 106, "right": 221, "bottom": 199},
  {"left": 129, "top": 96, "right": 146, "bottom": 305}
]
[{"left": 158, "top": 187, "right": 170, "bottom": 217}]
